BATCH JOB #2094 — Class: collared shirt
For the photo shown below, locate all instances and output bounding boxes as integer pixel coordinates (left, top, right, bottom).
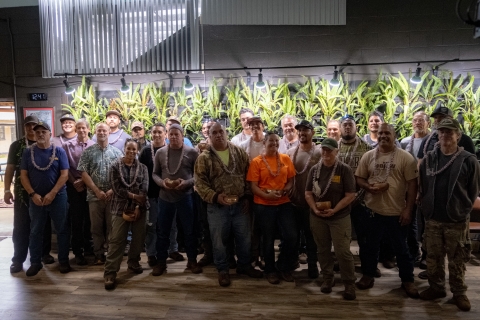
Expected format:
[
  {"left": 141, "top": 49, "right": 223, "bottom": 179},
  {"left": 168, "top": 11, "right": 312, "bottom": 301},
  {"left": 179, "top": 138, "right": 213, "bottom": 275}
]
[
  {"left": 278, "top": 136, "right": 299, "bottom": 154},
  {"left": 64, "top": 138, "right": 95, "bottom": 180},
  {"left": 77, "top": 144, "right": 123, "bottom": 201},
  {"left": 52, "top": 134, "right": 77, "bottom": 148}
]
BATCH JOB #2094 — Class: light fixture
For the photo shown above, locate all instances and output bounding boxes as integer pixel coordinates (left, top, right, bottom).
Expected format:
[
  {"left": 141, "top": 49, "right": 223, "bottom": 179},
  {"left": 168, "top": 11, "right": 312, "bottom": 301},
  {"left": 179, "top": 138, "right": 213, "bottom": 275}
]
[
  {"left": 432, "top": 66, "right": 439, "bottom": 77},
  {"left": 63, "top": 76, "right": 75, "bottom": 95},
  {"left": 184, "top": 71, "right": 194, "bottom": 91},
  {"left": 329, "top": 66, "right": 340, "bottom": 86},
  {"left": 410, "top": 63, "right": 422, "bottom": 84},
  {"left": 120, "top": 74, "right": 130, "bottom": 93},
  {"left": 255, "top": 69, "right": 266, "bottom": 89}
]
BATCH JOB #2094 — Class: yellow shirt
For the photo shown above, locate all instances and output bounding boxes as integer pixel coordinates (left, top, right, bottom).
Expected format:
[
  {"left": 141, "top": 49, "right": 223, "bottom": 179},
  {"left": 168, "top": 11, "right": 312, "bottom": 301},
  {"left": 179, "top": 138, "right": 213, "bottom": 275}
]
[{"left": 216, "top": 149, "right": 229, "bottom": 166}]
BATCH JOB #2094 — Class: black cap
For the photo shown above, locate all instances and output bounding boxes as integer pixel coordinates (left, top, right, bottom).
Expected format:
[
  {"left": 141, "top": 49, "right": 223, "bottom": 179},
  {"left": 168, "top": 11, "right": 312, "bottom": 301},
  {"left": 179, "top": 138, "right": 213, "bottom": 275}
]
[
  {"left": 24, "top": 115, "right": 39, "bottom": 125},
  {"left": 436, "top": 118, "right": 461, "bottom": 131},
  {"left": 431, "top": 104, "right": 453, "bottom": 117},
  {"left": 321, "top": 138, "right": 338, "bottom": 150},
  {"left": 33, "top": 121, "right": 51, "bottom": 131},
  {"left": 295, "top": 119, "right": 314, "bottom": 130},
  {"left": 247, "top": 116, "right": 264, "bottom": 125},
  {"left": 59, "top": 113, "right": 75, "bottom": 122}
]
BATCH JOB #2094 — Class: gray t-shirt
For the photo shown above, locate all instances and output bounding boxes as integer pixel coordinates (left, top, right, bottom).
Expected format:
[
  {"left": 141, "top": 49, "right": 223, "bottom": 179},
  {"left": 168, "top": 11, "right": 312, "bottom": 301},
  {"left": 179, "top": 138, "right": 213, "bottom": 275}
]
[
  {"left": 152, "top": 145, "right": 198, "bottom": 203},
  {"left": 278, "top": 136, "right": 299, "bottom": 154},
  {"left": 305, "top": 161, "right": 356, "bottom": 220},
  {"left": 239, "top": 137, "right": 264, "bottom": 162},
  {"left": 400, "top": 136, "right": 423, "bottom": 158}
]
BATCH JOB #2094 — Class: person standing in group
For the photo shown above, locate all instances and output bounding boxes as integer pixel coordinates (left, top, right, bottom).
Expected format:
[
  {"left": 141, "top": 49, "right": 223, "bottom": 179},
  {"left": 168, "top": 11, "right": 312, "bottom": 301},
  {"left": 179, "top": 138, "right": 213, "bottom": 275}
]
[
  {"left": 355, "top": 123, "right": 419, "bottom": 299},
  {"left": 418, "top": 118, "right": 480, "bottom": 312},
  {"left": 195, "top": 122, "right": 263, "bottom": 287},
  {"left": 278, "top": 114, "right": 299, "bottom": 154},
  {"left": 131, "top": 121, "right": 150, "bottom": 151},
  {"left": 151, "top": 124, "right": 202, "bottom": 276},
  {"left": 286, "top": 120, "right": 322, "bottom": 278},
  {"left": 231, "top": 108, "right": 254, "bottom": 146},
  {"left": 78, "top": 123, "right": 123, "bottom": 265},
  {"left": 326, "top": 119, "right": 341, "bottom": 142},
  {"left": 104, "top": 139, "right": 149, "bottom": 290},
  {"left": 52, "top": 113, "right": 77, "bottom": 148},
  {"left": 305, "top": 138, "right": 357, "bottom": 300},
  {"left": 92, "top": 110, "right": 131, "bottom": 152},
  {"left": 63, "top": 119, "right": 95, "bottom": 265},
  {"left": 6, "top": 115, "right": 54, "bottom": 273},
  {"left": 20, "top": 121, "right": 70, "bottom": 276},
  {"left": 247, "top": 132, "right": 297, "bottom": 285},
  {"left": 165, "top": 116, "right": 193, "bottom": 147}
]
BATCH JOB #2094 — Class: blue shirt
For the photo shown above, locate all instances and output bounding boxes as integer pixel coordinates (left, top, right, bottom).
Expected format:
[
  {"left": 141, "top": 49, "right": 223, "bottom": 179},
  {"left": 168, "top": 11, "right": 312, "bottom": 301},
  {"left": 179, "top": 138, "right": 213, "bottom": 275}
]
[
  {"left": 92, "top": 129, "right": 131, "bottom": 152},
  {"left": 21, "top": 145, "right": 69, "bottom": 197},
  {"left": 165, "top": 137, "right": 193, "bottom": 148}
]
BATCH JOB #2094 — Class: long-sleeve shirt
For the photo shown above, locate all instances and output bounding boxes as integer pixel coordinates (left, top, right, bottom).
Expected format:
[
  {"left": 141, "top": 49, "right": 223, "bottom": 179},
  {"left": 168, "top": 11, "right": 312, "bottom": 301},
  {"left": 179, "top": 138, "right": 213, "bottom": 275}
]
[
  {"left": 109, "top": 159, "right": 149, "bottom": 216},
  {"left": 194, "top": 142, "right": 250, "bottom": 203}
]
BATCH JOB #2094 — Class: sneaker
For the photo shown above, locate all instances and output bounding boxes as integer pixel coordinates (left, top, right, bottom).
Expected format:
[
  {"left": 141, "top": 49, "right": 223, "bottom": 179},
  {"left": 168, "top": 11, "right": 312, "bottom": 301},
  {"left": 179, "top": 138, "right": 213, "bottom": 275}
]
[
  {"left": 298, "top": 253, "right": 308, "bottom": 264},
  {"left": 147, "top": 255, "right": 158, "bottom": 267},
  {"left": 453, "top": 295, "right": 471, "bottom": 312},
  {"left": 418, "top": 270, "right": 428, "bottom": 280},
  {"left": 128, "top": 262, "right": 143, "bottom": 274},
  {"left": 343, "top": 283, "right": 356, "bottom": 300},
  {"left": 198, "top": 255, "right": 213, "bottom": 267},
  {"left": 186, "top": 260, "right": 203, "bottom": 274},
  {"left": 356, "top": 275, "right": 374, "bottom": 290},
  {"left": 265, "top": 272, "right": 280, "bottom": 285},
  {"left": 308, "top": 263, "right": 319, "bottom": 279},
  {"left": 104, "top": 275, "right": 116, "bottom": 290},
  {"left": 42, "top": 254, "right": 55, "bottom": 265},
  {"left": 169, "top": 251, "right": 185, "bottom": 261},
  {"left": 228, "top": 257, "right": 237, "bottom": 269},
  {"left": 75, "top": 254, "right": 88, "bottom": 266},
  {"left": 10, "top": 262, "right": 23, "bottom": 274},
  {"left": 382, "top": 259, "right": 395, "bottom": 269},
  {"left": 236, "top": 267, "right": 263, "bottom": 278},
  {"left": 321, "top": 278, "right": 335, "bottom": 294},
  {"left": 26, "top": 263, "right": 43, "bottom": 277},
  {"left": 419, "top": 287, "right": 447, "bottom": 300},
  {"left": 59, "top": 262, "right": 72, "bottom": 274},
  {"left": 152, "top": 262, "right": 166, "bottom": 276},
  {"left": 374, "top": 268, "right": 382, "bottom": 278},
  {"left": 94, "top": 254, "right": 106, "bottom": 265},
  {"left": 401, "top": 281, "right": 419, "bottom": 299},
  {"left": 279, "top": 271, "right": 294, "bottom": 282},
  {"left": 218, "top": 271, "right": 231, "bottom": 287}
]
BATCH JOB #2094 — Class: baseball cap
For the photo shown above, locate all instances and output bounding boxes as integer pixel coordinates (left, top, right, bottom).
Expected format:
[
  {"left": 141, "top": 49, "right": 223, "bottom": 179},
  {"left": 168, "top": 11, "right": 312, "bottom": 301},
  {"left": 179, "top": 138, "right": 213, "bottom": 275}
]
[
  {"left": 105, "top": 110, "right": 121, "bottom": 118},
  {"left": 24, "top": 115, "right": 39, "bottom": 125},
  {"left": 340, "top": 114, "right": 355, "bottom": 123},
  {"left": 168, "top": 123, "right": 184, "bottom": 134},
  {"left": 295, "top": 119, "right": 314, "bottom": 130},
  {"left": 321, "top": 137, "right": 338, "bottom": 150},
  {"left": 131, "top": 121, "right": 144, "bottom": 130},
  {"left": 247, "top": 116, "right": 264, "bottom": 125},
  {"left": 436, "top": 118, "right": 461, "bottom": 131},
  {"left": 33, "top": 121, "right": 51, "bottom": 131},
  {"left": 431, "top": 104, "right": 453, "bottom": 117},
  {"left": 59, "top": 113, "right": 75, "bottom": 122}
]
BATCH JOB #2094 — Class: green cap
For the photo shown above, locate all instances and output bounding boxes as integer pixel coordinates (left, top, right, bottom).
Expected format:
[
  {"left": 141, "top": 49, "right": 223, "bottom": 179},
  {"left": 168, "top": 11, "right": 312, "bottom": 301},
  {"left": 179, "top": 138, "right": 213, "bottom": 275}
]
[
  {"left": 321, "top": 138, "right": 338, "bottom": 150},
  {"left": 436, "top": 118, "right": 460, "bottom": 131}
]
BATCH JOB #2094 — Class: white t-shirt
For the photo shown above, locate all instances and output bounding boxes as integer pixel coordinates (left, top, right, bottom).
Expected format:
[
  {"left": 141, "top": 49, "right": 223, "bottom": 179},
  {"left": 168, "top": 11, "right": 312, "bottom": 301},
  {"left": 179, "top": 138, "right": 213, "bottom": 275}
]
[{"left": 239, "top": 137, "right": 264, "bottom": 162}]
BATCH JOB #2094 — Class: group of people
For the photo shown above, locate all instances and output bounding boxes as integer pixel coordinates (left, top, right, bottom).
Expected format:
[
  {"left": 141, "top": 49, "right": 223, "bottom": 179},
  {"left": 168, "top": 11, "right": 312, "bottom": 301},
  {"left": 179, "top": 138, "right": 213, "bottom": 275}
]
[{"left": 5, "top": 105, "right": 480, "bottom": 311}]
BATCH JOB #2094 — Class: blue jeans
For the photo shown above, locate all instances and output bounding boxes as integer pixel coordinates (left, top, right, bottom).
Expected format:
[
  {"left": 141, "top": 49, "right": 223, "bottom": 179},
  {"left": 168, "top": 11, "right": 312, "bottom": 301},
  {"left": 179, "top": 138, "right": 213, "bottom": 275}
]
[
  {"left": 254, "top": 202, "right": 298, "bottom": 273},
  {"left": 362, "top": 210, "right": 414, "bottom": 282},
  {"left": 207, "top": 201, "right": 251, "bottom": 272},
  {"left": 29, "top": 191, "right": 69, "bottom": 265},
  {"left": 146, "top": 198, "right": 179, "bottom": 257},
  {"left": 156, "top": 195, "right": 197, "bottom": 262}
]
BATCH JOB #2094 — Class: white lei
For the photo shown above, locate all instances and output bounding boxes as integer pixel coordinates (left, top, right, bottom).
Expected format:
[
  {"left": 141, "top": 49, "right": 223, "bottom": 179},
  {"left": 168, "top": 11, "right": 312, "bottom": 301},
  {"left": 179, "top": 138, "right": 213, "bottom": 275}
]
[
  {"left": 30, "top": 143, "right": 56, "bottom": 171},
  {"left": 312, "top": 158, "right": 339, "bottom": 199},
  {"left": 372, "top": 147, "right": 396, "bottom": 183},
  {"left": 109, "top": 129, "right": 124, "bottom": 145},
  {"left": 165, "top": 145, "right": 185, "bottom": 176},
  {"left": 119, "top": 158, "right": 140, "bottom": 188},
  {"left": 292, "top": 143, "right": 314, "bottom": 175},
  {"left": 425, "top": 142, "right": 463, "bottom": 176}
]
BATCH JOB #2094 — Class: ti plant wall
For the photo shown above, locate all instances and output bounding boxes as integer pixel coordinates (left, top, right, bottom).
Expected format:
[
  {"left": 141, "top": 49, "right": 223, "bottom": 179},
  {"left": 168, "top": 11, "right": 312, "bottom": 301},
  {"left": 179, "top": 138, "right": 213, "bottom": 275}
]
[{"left": 62, "top": 72, "right": 480, "bottom": 149}]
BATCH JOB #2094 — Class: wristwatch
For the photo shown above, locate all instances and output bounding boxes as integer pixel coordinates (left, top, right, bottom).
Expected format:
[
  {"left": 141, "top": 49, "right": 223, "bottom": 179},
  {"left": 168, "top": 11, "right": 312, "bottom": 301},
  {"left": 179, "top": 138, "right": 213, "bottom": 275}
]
[{"left": 29, "top": 192, "right": 36, "bottom": 198}]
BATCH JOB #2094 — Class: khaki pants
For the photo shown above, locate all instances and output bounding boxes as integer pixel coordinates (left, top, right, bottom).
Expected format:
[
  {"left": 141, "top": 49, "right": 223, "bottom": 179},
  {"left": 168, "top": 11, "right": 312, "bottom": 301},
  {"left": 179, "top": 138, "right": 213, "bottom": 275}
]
[
  {"left": 424, "top": 219, "right": 471, "bottom": 295},
  {"left": 310, "top": 214, "right": 356, "bottom": 284}
]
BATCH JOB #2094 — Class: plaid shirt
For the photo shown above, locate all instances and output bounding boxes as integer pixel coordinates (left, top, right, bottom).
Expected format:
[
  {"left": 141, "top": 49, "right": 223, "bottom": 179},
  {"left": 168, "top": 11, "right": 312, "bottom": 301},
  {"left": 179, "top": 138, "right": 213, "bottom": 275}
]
[{"left": 109, "top": 158, "right": 149, "bottom": 216}]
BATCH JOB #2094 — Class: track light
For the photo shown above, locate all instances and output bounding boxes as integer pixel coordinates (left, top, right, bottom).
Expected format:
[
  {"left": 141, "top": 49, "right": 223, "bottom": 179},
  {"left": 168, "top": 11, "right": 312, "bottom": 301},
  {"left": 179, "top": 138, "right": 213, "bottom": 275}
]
[
  {"left": 255, "top": 69, "right": 266, "bottom": 89},
  {"left": 329, "top": 66, "right": 340, "bottom": 86},
  {"left": 120, "top": 74, "right": 130, "bottom": 93},
  {"left": 184, "top": 71, "right": 194, "bottom": 91},
  {"left": 410, "top": 63, "right": 422, "bottom": 84},
  {"left": 63, "top": 76, "right": 75, "bottom": 95}
]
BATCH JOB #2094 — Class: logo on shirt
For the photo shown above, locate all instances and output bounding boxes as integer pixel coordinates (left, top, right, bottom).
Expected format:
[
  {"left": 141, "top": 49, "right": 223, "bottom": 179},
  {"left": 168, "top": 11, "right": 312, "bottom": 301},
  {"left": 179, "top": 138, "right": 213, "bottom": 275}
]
[{"left": 331, "top": 175, "right": 341, "bottom": 183}]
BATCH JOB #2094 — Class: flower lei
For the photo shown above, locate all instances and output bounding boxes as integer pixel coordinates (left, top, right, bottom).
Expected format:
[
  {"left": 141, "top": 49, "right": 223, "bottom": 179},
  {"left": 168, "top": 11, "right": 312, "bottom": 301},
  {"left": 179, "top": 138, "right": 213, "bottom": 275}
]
[
  {"left": 425, "top": 142, "right": 463, "bottom": 176},
  {"left": 165, "top": 145, "right": 185, "bottom": 176},
  {"left": 119, "top": 158, "right": 140, "bottom": 188},
  {"left": 372, "top": 146, "right": 396, "bottom": 183},
  {"left": 30, "top": 143, "right": 56, "bottom": 171},
  {"left": 262, "top": 153, "right": 283, "bottom": 177},
  {"left": 312, "top": 158, "right": 339, "bottom": 199},
  {"left": 292, "top": 143, "right": 314, "bottom": 175},
  {"left": 339, "top": 137, "right": 359, "bottom": 167},
  {"left": 210, "top": 144, "right": 237, "bottom": 174}
]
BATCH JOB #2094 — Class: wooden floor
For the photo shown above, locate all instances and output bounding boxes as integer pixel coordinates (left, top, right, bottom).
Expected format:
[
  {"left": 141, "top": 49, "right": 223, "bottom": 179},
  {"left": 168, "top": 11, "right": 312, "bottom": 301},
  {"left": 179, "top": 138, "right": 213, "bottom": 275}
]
[{"left": 2, "top": 236, "right": 480, "bottom": 319}]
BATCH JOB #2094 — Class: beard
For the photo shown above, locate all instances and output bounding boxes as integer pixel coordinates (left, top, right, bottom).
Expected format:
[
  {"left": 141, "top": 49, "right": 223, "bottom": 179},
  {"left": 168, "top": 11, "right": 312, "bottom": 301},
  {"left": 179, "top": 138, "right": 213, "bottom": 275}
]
[{"left": 341, "top": 133, "right": 356, "bottom": 141}]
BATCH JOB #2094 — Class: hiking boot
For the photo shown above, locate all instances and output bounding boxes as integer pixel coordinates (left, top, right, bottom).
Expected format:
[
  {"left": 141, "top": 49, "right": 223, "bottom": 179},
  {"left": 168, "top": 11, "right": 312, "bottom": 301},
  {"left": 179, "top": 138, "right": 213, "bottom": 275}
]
[
  {"left": 59, "top": 262, "right": 71, "bottom": 274},
  {"left": 168, "top": 251, "right": 185, "bottom": 261},
  {"left": 356, "top": 275, "right": 374, "bottom": 290},
  {"left": 42, "top": 254, "right": 55, "bottom": 264},
  {"left": 343, "top": 283, "right": 356, "bottom": 300},
  {"left": 298, "top": 253, "right": 308, "bottom": 264},
  {"left": 26, "top": 263, "right": 43, "bottom": 277},
  {"left": 401, "top": 281, "right": 419, "bottom": 299},
  {"left": 419, "top": 287, "right": 447, "bottom": 300},
  {"left": 186, "top": 260, "right": 203, "bottom": 274},
  {"left": 104, "top": 275, "right": 116, "bottom": 290},
  {"left": 75, "top": 254, "right": 88, "bottom": 266},
  {"left": 152, "top": 262, "right": 166, "bottom": 276},
  {"left": 218, "top": 271, "right": 231, "bottom": 287},
  {"left": 321, "top": 278, "right": 335, "bottom": 293},
  {"left": 236, "top": 267, "right": 263, "bottom": 278},
  {"left": 453, "top": 295, "right": 471, "bottom": 311},
  {"left": 128, "top": 262, "right": 143, "bottom": 274},
  {"left": 147, "top": 255, "right": 157, "bottom": 267},
  {"left": 10, "top": 262, "right": 23, "bottom": 274},
  {"left": 198, "top": 255, "right": 213, "bottom": 267},
  {"left": 308, "top": 263, "right": 319, "bottom": 279},
  {"left": 279, "top": 271, "right": 294, "bottom": 282},
  {"left": 265, "top": 272, "right": 280, "bottom": 285}
]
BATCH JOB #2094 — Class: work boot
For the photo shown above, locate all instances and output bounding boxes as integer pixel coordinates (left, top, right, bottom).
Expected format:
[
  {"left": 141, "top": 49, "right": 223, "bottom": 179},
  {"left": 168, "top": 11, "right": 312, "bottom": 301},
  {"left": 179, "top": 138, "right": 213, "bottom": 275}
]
[
  {"left": 26, "top": 263, "right": 43, "bottom": 277},
  {"left": 321, "top": 278, "right": 335, "bottom": 293},
  {"left": 186, "top": 260, "right": 203, "bottom": 274},
  {"left": 104, "top": 275, "right": 116, "bottom": 290},
  {"left": 152, "top": 262, "right": 167, "bottom": 276},
  {"left": 453, "top": 295, "right": 471, "bottom": 312},
  {"left": 147, "top": 255, "right": 157, "bottom": 267},
  {"left": 128, "top": 262, "right": 143, "bottom": 274},
  {"left": 265, "top": 272, "right": 280, "bottom": 285},
  {"left": 10, "top": 262, "right": 23, "bottom": 274},
  {"left": 356, "top": 275, "right": 374, "bottom": 290},
  {"left": 419, "top": 287, "right": 447, "bottom": 300},
  {"left": 401, "top": 281, "right": 419, "bottom": 299},
  {"left": 169, "top": 251, "right": 185, "bottom": 261},
  {"left": 343, "top": 283, "right": 356, "bottom": 300},
  {"left": 218, "top": 271, "right": 231, "bottom": 287},
  {"left": 59, "top": 262, "right": 72, "bottom": 274}
]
